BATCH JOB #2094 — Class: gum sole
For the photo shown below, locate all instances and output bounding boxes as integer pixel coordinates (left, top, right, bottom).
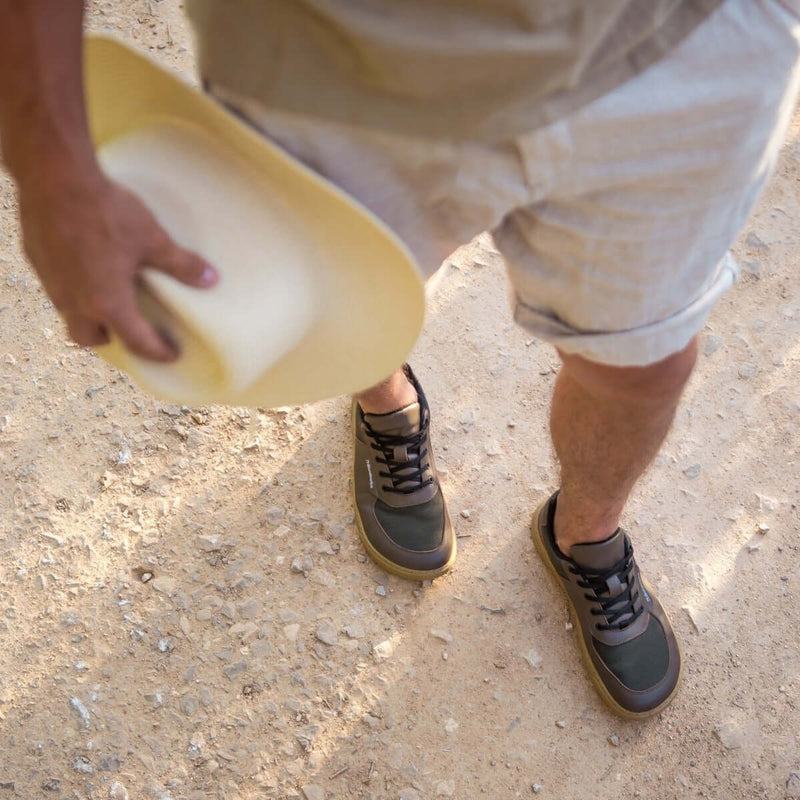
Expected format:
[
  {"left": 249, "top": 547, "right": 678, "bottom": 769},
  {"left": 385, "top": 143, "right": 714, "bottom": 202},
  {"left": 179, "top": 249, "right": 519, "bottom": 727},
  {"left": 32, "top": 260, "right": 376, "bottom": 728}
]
[
  {"left": 530, "top": 507, "right": 682, "bottom": 720},
  {"left": 352, "top": 483, "right": 457, "bottom": 581}
]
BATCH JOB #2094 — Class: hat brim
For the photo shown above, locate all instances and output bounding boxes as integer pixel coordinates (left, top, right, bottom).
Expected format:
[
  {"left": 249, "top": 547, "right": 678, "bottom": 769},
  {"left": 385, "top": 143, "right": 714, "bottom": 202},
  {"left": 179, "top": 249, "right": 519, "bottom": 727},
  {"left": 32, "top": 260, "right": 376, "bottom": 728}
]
[{"left": 84, "top": 34, "right": 425, "bottom": 407}]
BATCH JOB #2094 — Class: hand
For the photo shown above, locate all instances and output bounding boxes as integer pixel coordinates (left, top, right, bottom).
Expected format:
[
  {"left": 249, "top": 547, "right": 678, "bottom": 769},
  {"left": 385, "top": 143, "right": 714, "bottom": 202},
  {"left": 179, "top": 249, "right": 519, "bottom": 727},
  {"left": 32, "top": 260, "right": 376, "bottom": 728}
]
[{"left": 18, "top": 171, "right": 218, "bottom": 361}]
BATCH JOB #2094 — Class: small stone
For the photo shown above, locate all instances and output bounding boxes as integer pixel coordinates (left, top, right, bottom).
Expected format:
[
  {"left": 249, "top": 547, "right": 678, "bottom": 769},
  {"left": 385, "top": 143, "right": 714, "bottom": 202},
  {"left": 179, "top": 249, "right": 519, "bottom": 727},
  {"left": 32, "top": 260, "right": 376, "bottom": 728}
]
[
  {"left": 745, "top": 231, "right": 768, "bottom": 250},
  {"left": 714, "top": 722, "right": 743, "bottom": 750},
  {"left": 70, "top": 697, "right": 91, "bottom": 727},
  {"left": 746, "top": 541, "right": 761, "bottom": 553},
  {"left": 555, "top": 720, "right": 566, "bottom": 729},
  {"left": 430, "top": 629, "right": 453, "bottom": 643},
  {"left": 532, "top": 784, "right": 543, "bottom": 794},
  {"left": 301, "top": 784, "right": 325, "bottom": 800},
  {"left": 683, "top": 464, "right": 702, "bottom": 479},
  {"left": 608, "top": 734, "right": 620, "bottom": 747},
  {"left": 445, "top": 718, "right": 459, "bottom": 734},
  {"left": 284, "top": 624, "right": 300, "bottom": 642},
  {"left": 73, "top": 757, "right": 94, "bottom": 774},
  {"left": 742, "top": 259, "right": 762, "bottom": 278},
  {"left": 737, "top": 362, "right": 757, "bottom": 379},
  {"left": 310, "top": 508, "right": 328, "bottom": 522},
  {"left": 41, "top": 779, "right": 61, "bottom": 792},
  {"left": 315, "top": 622, "right": 338, "bottom": 646},
  {"left": 151, "top": 576, "right": 176, "bottom": 595},
  {"left": 375, "top": 585, "right": 387, "bottom": 597},
  {"left": 238, "top": 599, "right": 261, "bottom": 619},
  {"left": 179, "top": 695, "right": 199, "bottom": 716},
  {"left": 140, "top": 572, "right": 153, "bottom": 583},
  {"left": 373, "top": 640, "right": 394, "bottom": 661},
  {"left": 523, "top": 648, "right": 542, "bottom": 669},
  {"left": 703, "top": 335, "right": 724, "bottom": 356},
  {"left": 436, "top": 780, "right": 456, "bottom": 797},
  {"left": 786, "top": 772, "right": 800, "bottom": 798},
  {"left": 757, "top": 523, "right": 770, "bottom": 534},
  {"left": 222, "top": 660, "right": 247, "bottom": 680},
  {"left": 344, "top": 622, "right": 365, "bottom": 639},
  {"left": 460, "top": 509, "right": 471, "bottom": 519},
  {"left": 109, "top": 782, "right": 130, "bottom": 800}
]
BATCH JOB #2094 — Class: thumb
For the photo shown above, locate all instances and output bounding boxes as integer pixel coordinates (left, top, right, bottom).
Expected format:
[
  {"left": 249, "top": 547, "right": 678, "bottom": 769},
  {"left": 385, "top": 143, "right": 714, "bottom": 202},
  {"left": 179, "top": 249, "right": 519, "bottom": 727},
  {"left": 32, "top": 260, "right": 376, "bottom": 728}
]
[{"left": 148, "top": 228, "right": 219, "bottom": 288}]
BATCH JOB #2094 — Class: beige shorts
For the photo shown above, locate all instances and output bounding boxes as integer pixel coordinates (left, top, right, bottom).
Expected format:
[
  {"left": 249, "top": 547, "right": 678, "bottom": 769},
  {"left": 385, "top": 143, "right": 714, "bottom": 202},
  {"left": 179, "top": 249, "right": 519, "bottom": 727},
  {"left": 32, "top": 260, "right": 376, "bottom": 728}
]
[{"left": 212, "top": 0, "right": 800, "bottom": 366}]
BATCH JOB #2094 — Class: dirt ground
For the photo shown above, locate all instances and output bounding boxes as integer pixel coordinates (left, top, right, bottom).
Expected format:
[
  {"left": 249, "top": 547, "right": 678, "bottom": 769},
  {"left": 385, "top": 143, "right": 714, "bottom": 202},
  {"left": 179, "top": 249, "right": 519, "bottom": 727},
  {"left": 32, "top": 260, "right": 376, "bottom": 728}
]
[{"left": 1, "top": 2, "right": 799, "bottom": 799}]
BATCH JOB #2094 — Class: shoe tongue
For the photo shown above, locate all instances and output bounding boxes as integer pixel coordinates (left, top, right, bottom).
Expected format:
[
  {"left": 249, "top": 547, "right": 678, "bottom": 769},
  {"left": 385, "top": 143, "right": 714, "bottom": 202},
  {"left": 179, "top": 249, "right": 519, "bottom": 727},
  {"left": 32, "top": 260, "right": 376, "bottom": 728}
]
[
  {"left": 570, "top": 529, "right": 626, "bottom": 571},
  {"left": 363, "top": 402, "right": 421, "bottom": 437}
]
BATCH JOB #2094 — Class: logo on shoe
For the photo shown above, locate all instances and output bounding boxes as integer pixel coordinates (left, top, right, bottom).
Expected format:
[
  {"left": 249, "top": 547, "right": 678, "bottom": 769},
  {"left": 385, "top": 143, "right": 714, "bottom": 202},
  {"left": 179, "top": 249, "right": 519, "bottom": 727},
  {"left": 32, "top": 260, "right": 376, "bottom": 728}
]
[{"left": 365, "top": 459, "right": 374, "bottom": 489}]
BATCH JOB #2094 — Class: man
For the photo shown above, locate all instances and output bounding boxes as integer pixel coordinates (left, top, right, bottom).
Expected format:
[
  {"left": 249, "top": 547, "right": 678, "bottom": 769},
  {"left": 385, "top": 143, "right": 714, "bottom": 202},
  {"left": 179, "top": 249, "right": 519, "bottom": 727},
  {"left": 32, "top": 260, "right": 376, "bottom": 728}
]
[{"left": 1, "top": 0, "right": 798, "bottom": 718}]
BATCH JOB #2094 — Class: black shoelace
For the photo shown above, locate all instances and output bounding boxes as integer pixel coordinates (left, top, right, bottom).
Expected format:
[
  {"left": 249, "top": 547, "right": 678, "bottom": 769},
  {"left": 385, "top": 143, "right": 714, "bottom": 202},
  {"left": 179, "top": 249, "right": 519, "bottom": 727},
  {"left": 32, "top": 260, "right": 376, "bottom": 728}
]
[
  {"left": 365, "top": 422, "right": 433, "bottom": 495},
  {"left": 569, "top": 540, "right": 644, "bottom": 631}
]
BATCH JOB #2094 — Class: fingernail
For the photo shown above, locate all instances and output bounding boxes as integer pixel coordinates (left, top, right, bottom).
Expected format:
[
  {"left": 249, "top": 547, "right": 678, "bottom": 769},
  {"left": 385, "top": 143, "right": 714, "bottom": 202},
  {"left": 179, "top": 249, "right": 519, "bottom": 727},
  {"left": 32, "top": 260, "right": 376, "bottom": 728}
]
[{"left": 200, "top": 264, "right": 219, "bottom": 286}]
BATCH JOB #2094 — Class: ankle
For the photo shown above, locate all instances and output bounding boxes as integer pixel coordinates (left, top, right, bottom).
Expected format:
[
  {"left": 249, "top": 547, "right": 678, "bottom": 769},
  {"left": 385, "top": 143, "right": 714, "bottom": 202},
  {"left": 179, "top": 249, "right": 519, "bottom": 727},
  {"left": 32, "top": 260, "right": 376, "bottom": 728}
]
[
  {"left": 357, "top": 369, "right": 418, "bottom": 415},
  {"left": 553, "top": 493, "right": 622, "bottom": 556}
]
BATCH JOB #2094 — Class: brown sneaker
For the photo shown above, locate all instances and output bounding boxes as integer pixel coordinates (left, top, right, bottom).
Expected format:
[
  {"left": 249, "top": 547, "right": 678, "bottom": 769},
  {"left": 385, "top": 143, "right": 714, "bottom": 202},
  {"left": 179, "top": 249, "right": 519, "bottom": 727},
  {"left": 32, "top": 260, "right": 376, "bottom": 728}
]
[
  {"left": 532, "top": 492, "right": 681, "bottom": 718},
  {"left": 352, "top": 365, "right": 455, "bottom": 580}
]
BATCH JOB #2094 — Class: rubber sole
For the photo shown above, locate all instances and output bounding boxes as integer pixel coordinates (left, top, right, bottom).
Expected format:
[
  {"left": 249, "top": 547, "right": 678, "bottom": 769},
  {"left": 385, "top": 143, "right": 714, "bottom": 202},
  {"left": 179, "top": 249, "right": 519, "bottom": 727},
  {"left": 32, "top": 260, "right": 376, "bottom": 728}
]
[
  {"left": 531, "top": 504, "right": 682, "bottom": 720},
  {"left": 351, "top": 480, "right": 457, "bottom": 581}
]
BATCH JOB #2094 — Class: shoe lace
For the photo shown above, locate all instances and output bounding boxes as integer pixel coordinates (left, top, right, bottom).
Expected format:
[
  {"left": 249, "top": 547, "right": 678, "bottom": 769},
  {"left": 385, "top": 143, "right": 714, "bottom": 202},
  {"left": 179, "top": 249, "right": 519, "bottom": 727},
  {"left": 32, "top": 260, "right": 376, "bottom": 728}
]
[
  {"left": 364, "top": 421, "right": 434, "bottom": 495},
  {"left": 569, "top": 540, "right": 644, "bottom": 631}
]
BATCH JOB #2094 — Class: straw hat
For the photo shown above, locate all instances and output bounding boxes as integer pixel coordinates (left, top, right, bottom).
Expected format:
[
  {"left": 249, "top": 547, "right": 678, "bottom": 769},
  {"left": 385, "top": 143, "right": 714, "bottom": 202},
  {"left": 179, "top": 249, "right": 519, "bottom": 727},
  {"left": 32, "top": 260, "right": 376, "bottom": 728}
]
[{"left": 84, "top": 35, "right": 425, "bottom": 407}]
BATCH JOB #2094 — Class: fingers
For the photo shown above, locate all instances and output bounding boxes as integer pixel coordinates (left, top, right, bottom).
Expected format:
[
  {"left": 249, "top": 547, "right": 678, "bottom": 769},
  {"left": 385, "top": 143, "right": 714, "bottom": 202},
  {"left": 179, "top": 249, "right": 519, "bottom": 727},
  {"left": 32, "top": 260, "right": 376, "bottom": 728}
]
[
  {"left": 65, "top": 315, "right": 110, "bottom": 348},
  {"left": 110, "top": 295, "right": 179, "bottom": 362},
  {"left": 148, "top": 227, "right": 218, "bottom": 288}
]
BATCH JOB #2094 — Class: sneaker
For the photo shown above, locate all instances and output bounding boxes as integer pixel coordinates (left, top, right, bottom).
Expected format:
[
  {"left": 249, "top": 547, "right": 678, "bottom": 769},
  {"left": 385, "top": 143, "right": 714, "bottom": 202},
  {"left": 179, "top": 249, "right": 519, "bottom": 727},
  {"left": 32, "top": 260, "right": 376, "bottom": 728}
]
[
  {"left": 352, "top": 365, "right": 455, "bottom": 580},
  {"left": 531, "top": 492, "right": 681, "bottom": 718}
]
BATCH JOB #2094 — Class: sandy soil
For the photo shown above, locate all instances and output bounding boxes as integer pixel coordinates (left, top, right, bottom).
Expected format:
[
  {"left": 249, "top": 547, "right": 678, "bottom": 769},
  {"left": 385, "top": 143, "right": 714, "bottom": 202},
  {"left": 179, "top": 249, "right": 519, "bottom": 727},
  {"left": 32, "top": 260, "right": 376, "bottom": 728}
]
[{"left": 1, "top": 2, "right": 798, "bottom": 799}]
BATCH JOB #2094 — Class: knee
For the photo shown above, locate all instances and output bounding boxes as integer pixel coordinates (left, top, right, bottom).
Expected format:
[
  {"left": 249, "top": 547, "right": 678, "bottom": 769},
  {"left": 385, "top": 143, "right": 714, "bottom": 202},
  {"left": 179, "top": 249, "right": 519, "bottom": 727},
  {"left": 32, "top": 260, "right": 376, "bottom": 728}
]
[{"left": 557, "top": 337, "right": 698, "bottom": 403}]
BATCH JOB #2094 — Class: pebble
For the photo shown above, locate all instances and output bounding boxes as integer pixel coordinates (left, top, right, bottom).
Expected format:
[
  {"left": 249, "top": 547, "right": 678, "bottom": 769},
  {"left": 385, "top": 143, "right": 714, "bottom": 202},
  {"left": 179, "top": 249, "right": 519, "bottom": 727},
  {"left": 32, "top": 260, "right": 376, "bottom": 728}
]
[
  {"left": 373, "top": 640, "right": 394, "bottom": 661},
  {"left": 532, "top": 784, "right": 543, "bottom": 794},
  {"left": 683, "top": 464, "right": 702, "bottom": 479},
  {"left": 180, "top": 696, "right": 199, "bottom": 716},
  {"left": 238, "top": 599, "right": 261, "bottom": 619},
  {"left": 742, "top": 259, "right": 762, "bottom": 278},
  {"left": 757, "top": 523, "right": 770, "bottom": 534},
  {"left": 109, "top": 782, "right": 130, "bottom": 800},
  {"left": 315, "top": 622, "right": 338, "bottom": 646},
  {"left": 70, "top": 697, "right": 91, "bottom": 728},
  {"left": 444, "top": 718, "right": 459, "bottom": 734},
  {"left": 344, "top": 622, "right": 365, "bottom": 639},
  {"left": 375, "top": 585, "right": 387, "bottom": 597},
  {"left": 436, "top": 780, "right": 456, "bottom": 797},
  {"left": 608, "top": 734, "right": 620, "bottom": 747},
  {"left": 714, "top": 722, "right": 743, "bottom": 750},
  {"left": 151, "top": 576, "right": 176, "bottom": 595},
  {"left": 430, "top": 629, "right": 453, "bottom": 644},
  {"left": 737, "top": 362, "right": 757, "bottom": 379},
  {"left": 703, "top": 335, "right": 724, "bottom": 356},
  {"left": 222, "top": 660, "right": 248, "bottom": 680},
  {"left": 745, "top": 231, "right": 768, "bottom": 250},
  {"left": 523, "top": 648, "right": 543, "bottom": 669},
  {"left": 301, "top": 785, "right": 325, "bottom": 800},
  {"left": 73, "top": 757, "right": 94, "bottom": 774},
  {"left": 786, "top": 772, "right": 800, "bottom": 798},
  {"left": 140, "top": 572, "right": 153, "bottom": 583},
  {"left": 460, "top": 509, "right": 471, "bottom": 519},
  {"left": 555, "top": 720, "right": 566, "bottom": 729},
  {"left": 284, "top": 624, "right": 300, "bottom": 642}
]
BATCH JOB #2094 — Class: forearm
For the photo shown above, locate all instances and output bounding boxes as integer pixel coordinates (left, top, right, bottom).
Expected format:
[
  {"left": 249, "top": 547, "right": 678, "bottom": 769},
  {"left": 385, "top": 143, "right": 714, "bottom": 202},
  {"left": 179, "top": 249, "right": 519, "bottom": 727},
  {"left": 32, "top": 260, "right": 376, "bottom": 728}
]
[{"left": 0, "top": 0, "right": 101, "bottom": 192}]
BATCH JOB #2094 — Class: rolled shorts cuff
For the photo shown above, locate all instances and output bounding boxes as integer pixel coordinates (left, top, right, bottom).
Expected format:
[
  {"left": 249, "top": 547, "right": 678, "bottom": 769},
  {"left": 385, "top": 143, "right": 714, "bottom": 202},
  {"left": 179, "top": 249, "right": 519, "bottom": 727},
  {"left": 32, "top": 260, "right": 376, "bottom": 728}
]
[{"left": 512, "top": 253, "right": 740, "bottom": 366}]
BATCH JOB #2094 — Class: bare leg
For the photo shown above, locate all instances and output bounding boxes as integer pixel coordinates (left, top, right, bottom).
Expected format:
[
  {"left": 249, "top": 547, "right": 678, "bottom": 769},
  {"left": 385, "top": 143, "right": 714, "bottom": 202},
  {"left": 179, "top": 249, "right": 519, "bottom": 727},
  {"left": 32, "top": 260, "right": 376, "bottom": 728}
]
[
  {"left": 551, "top": 337, "right": 698, "bottom": 555},
  {"left": 356, "top": 367, "right": 417, "bottom": 415}
]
